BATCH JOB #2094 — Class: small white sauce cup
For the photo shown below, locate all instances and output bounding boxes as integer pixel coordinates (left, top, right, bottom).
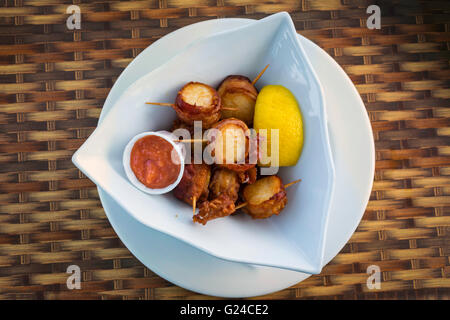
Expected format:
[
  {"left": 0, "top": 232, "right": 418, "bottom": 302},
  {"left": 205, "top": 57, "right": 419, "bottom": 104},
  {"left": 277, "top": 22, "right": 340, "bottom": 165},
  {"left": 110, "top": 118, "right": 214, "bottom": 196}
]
[{"left": 123, "top": 131, "right": 185, "bottom": 195}]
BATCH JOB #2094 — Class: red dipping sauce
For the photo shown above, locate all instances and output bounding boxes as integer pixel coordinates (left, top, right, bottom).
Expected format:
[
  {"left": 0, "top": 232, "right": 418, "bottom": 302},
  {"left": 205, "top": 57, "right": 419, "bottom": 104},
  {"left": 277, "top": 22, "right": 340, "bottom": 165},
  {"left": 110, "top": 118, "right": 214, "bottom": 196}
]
[{"left": 130, "top": 135, "right": 181, "bottom": 189}]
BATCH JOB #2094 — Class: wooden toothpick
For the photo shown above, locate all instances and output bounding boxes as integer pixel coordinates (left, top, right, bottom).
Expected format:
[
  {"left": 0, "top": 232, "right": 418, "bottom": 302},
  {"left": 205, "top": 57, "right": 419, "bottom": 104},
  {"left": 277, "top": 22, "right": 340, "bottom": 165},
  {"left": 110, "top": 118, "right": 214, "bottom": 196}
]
[
  {"left": 192, "top": 196, "right": 197, "bottom": 215},
  {"left": 145, "top": 102, "right": 175, "bottom": 107},
  {"left": 252, "top": 64, "right": 269, "bottom": 85}
]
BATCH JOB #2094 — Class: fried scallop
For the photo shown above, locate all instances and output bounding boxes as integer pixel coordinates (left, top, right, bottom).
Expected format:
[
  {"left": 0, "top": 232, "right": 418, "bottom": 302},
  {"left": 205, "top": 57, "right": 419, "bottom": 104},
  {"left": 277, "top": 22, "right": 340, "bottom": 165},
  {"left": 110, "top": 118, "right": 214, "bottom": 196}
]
[
  {"left": 241, "top": 175, "right": 287, "bottom": 219},
  {"left": 207, "top": 118, "right": 256, "bottom": 173},
  {"left": 173, "top": 82, "right": 221, "bottom": 128},
  {"left": 208, "top": 168, "right": 241, "bottom": 200},
  {"left": 217, "top": 75, "right": 258, "bottom": 126}
]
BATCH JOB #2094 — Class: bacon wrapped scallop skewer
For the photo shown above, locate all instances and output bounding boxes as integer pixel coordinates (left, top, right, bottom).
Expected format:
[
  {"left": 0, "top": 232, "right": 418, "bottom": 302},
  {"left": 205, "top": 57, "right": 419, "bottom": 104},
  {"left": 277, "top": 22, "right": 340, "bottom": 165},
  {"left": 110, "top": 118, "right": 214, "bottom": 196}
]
[
  {"left": 173, "top": 163, "right": 211, "bottom": 213},
  {"left": 208, "top": 118, "right": 257, "bottom": 173},
  {"left": 147, "top": 82, "right": 225, "bottom": 129},
  {"left": 194, "top": 168, "right": 241, "bottom": 225},
  {"left": 217, "top": 75, "right": 258, "bottom": 126},
  {"left": 173, "top": 82, "right": 222, "bottom": 128},
  {"left": 241, "top": 175, "right": 287, "bottom": 219},
  {"left": 217, "top": 65, "right": 269, "bottom": 125}
]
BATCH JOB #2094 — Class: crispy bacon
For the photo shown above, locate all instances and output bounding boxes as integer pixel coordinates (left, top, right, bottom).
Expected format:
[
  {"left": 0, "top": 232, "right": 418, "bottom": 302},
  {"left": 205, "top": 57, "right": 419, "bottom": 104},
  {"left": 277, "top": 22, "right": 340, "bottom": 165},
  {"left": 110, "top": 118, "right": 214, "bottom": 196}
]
[
  {"left": 194, "top": 195, "right": 236, "bottom": 225},
  {"left": 237, "top": 166, "right": 257, "bottom": 184},
  {"left": 173, "top": 163, "right": 211, "bottom": 206},
  {"left": 193, "top": 168, "right": 240, "bottom": 225}
]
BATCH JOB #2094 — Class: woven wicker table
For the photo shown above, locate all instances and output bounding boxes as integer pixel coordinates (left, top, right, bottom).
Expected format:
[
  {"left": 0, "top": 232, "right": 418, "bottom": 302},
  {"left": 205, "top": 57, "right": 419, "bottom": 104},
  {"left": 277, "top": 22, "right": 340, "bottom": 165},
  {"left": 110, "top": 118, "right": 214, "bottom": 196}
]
[{"left": 0, "top": 0, "right": 449, "bottom": 300}]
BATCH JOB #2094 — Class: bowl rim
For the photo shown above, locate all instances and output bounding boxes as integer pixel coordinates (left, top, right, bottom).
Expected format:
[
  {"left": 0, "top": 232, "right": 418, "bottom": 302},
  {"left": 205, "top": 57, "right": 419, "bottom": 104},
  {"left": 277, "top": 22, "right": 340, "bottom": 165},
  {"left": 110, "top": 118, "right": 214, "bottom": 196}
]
[{"left": 72, "top": 12, "right": 335, "bottom": 274}]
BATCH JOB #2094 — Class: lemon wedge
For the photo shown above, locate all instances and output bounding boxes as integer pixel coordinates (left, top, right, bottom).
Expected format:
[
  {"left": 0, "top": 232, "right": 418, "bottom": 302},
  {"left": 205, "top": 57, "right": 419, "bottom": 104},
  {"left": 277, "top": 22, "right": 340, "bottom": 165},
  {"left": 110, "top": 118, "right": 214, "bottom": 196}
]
[{"left": 254, "top": 85, "right": 304, "bottom": 167}]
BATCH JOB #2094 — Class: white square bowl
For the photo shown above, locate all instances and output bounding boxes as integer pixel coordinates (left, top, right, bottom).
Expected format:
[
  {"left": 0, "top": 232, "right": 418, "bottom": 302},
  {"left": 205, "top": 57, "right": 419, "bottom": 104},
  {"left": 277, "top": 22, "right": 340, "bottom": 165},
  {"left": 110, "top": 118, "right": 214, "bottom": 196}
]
[{"left": 72, "top": 12, "right": 335, "bottom": 274}]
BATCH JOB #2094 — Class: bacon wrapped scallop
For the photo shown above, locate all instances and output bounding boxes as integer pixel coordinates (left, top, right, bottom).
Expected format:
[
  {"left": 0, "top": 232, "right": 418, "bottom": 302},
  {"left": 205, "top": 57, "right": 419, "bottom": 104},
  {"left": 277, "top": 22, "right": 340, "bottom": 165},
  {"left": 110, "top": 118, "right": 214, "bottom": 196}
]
[
  {"left": 207, "top": 118, "right": 257, "bottom": 173},
  {"left": 217, "top": 75, "right": 258, "bottom": 126},
  {"left": 173, "top": 163, "right": 211, "bottom": 206},
  {"left": 241, "top": 175, "right": 287, "bottom": 219},
  {"left": 173, "top": 82, "right": 222, "bottom": 128}
]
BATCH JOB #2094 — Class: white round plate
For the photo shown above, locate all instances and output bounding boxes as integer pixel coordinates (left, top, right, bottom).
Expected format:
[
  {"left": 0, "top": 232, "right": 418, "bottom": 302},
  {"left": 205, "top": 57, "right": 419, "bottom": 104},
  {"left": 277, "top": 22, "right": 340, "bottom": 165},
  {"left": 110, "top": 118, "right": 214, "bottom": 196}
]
[{"left": 97, "top": 18, "right": 374, "bottom": 298}]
